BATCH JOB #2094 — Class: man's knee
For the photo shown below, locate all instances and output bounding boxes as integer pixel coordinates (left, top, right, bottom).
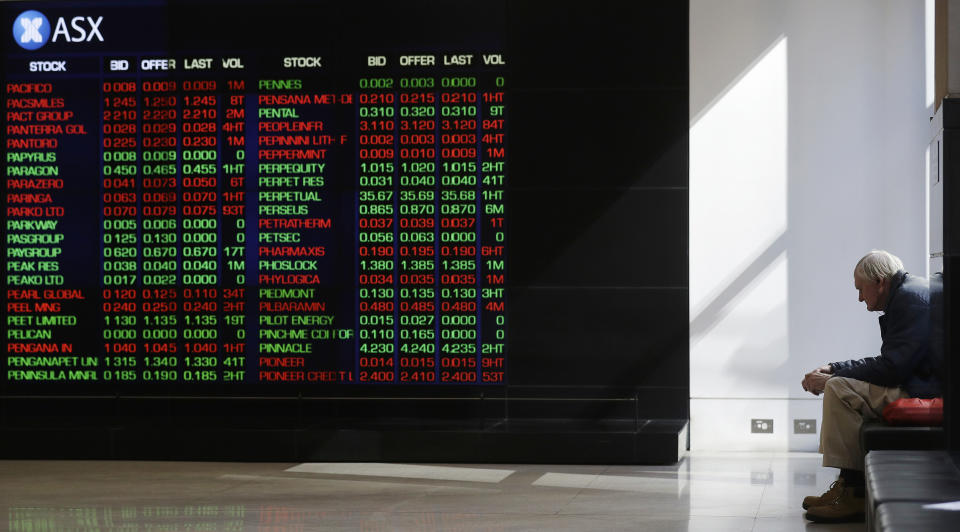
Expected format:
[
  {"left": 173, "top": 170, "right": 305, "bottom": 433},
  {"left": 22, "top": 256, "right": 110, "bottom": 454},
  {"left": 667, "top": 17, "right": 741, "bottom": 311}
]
[
  {"left": 823, "top": 377, "right": 861, "bottom": 409},
  {"left": 823, "top": 376, "right": 874, "bottom": 417},
  {"left": 825, "top": 375, "right": 866, "bottom": 392},
  {"left": 824, "top": 376, "right": 846, "bottom": 397}
]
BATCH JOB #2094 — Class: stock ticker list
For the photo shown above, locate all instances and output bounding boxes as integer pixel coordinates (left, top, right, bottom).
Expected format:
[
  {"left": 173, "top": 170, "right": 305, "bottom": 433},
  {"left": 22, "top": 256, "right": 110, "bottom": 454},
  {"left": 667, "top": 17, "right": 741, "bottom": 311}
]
[{"left": 2, "top": 52, "right": 507, "bottom": 388}]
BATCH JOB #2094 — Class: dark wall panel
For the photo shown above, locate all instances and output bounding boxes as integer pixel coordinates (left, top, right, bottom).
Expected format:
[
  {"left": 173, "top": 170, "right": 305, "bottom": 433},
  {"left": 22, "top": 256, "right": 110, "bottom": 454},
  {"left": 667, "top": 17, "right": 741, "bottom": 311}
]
[
  {"left": 509, "top": 287, "right": 688, "bottom": 387},
  {"left": 510, "top": 90, "right": 688, "bottom": 189},
  {"left": 509, "top": 189, "right": 687, "bottom": 287},
  {"left": 507, "top": 0, "right": 688, "bottom": 90}
]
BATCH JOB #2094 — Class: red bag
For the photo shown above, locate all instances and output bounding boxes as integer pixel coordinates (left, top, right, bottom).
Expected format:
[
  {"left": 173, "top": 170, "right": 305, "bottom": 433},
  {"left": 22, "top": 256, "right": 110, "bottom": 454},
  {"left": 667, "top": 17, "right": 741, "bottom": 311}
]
[{"left": 882, "top": 398, "right": 943, "bottom": 426}]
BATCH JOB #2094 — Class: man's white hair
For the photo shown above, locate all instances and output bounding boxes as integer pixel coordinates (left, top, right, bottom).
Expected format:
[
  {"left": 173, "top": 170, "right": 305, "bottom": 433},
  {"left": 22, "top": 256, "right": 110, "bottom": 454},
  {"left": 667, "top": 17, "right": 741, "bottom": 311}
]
[{"left": 854, "top": 250, "right": 904, "bottom": 282}]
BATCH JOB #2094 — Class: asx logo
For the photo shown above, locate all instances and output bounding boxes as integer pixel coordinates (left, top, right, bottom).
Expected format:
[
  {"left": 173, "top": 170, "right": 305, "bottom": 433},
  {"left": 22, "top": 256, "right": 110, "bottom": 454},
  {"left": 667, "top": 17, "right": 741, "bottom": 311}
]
[{"left": 12, "top": 10, "right": 103, "bottom": 50}]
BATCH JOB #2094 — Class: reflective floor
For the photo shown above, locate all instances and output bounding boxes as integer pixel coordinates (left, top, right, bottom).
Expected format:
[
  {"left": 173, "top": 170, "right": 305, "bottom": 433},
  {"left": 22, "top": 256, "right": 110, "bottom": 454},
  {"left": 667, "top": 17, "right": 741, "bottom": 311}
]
[{"left": 0, "top": 452, "right": 864, "bottom": 531}]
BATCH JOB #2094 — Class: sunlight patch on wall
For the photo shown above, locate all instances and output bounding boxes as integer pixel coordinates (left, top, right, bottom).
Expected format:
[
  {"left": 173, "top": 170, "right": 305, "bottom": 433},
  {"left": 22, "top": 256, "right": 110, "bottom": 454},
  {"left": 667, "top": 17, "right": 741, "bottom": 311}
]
[{"left": 690, "top": 35, "right": 789, "bottom": 399}]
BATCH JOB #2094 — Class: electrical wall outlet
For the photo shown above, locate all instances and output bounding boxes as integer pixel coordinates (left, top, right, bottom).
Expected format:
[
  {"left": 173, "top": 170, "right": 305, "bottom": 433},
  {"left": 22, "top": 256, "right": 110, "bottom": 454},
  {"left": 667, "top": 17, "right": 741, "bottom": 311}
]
[
  {"left": 794, "top": 419, "right": 817, "bottom": 434},
  {"left": 751, "top": 419, "right": 773, "bottom": 433}
]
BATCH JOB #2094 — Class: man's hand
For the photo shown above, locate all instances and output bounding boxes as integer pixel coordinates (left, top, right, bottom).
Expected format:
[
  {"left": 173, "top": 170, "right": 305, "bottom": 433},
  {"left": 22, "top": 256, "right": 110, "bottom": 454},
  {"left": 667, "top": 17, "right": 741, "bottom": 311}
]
[{"left": 802, "top": 364, "right": 833, "bottom": 396}]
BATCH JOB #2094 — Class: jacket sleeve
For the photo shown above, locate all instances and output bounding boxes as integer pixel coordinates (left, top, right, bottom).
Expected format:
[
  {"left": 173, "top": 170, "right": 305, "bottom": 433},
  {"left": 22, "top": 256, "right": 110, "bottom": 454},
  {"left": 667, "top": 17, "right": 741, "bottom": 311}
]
[{"left": 829, "top": 300, "right": 929, "bottom": 386}]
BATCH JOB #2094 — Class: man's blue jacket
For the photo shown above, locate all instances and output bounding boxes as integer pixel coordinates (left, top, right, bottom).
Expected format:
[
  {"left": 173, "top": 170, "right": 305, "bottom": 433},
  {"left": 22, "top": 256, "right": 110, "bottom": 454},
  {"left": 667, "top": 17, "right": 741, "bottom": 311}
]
[{"left": 829, "top": 270, "right": 941, "bottom": 398}]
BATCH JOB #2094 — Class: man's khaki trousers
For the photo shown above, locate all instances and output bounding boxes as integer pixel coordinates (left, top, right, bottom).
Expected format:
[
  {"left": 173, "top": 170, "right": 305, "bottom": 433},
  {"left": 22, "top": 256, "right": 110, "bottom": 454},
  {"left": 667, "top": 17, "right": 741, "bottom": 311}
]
[{"left": 820, "top": 376, "right": 908, "bottom": 471}]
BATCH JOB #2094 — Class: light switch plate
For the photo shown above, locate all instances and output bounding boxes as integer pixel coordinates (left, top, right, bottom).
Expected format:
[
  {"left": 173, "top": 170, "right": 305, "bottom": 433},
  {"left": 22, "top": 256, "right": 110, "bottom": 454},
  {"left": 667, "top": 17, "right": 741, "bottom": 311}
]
[
  {"left": 794, "top": 419, "right": 817, "bottom": 434},
  {"left": 751, "top": 419, "right": 773, "bottom": 433}
]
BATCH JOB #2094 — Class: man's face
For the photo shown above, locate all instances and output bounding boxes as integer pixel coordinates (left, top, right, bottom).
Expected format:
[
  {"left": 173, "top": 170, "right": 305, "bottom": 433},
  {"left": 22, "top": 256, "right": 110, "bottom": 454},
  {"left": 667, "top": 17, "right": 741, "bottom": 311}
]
[{"left": 854, "top": 274, "right": 887, "bottom": 311}]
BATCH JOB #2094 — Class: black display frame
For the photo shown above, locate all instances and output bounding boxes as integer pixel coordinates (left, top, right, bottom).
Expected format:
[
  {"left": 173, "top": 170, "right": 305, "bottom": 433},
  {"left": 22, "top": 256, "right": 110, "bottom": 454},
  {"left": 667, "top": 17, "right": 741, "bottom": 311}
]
[{"left": 1, "top": 0, "right": 689, "bottom": 463}]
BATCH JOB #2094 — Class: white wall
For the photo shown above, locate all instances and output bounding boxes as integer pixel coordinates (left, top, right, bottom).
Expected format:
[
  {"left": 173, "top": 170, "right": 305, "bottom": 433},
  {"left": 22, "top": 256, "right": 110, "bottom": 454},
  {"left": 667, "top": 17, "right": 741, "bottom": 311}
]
[{"left": 690, "top": 0, "right": 929, "bottom": 450}]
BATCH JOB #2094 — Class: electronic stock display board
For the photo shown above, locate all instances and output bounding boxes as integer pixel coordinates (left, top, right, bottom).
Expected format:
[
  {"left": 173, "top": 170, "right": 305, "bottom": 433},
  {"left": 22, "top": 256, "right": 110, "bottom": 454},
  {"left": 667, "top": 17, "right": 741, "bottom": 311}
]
[{"left": 1, "top": 1, "right": 508, "bottom": 393}]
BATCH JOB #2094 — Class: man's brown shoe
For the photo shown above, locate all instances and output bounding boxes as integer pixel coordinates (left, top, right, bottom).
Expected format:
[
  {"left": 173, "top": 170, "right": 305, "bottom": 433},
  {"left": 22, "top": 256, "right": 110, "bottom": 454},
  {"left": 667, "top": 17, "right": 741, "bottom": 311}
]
[
  {"left": 804, "top": 487, "right": 865, "bottom": 523},
  {"left": 801, "top": 478, "right": 844, "bottom": 510}
]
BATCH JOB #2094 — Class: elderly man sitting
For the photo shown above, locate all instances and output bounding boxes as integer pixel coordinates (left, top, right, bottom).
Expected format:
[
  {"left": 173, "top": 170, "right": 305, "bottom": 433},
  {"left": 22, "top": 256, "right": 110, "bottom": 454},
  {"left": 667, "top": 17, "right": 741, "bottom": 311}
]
[{"left": 800, "top": 250, "right": 941, "bottom": 523}]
